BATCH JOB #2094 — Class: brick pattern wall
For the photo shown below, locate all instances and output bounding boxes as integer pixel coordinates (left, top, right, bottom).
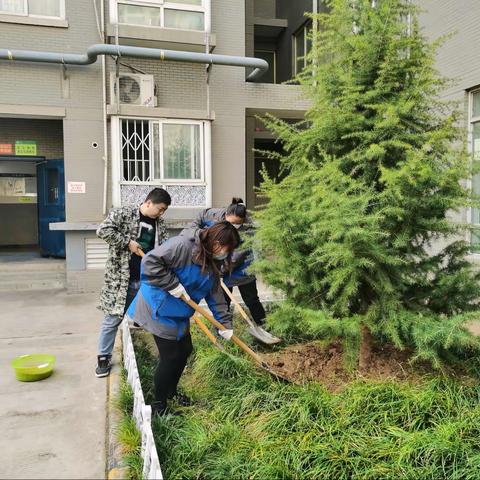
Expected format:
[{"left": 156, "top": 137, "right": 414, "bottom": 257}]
[
  {"left": 418, "top": 0, "right": 480, "bottom": 100},
  {"left": 0, "top": 118, "right": 63, "bottom": 158},
  {"left": 417, "top": 0, "right": 480, "bottom": 230},
  {"left": 106, "top": 58, "right": 207, "bottom": 110}
]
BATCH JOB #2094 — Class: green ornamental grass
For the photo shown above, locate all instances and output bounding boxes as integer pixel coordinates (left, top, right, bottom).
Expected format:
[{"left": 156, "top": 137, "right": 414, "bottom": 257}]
[
  {"left": 115, "top": 369, "right": 143, "bottom": 480},
  {"left": 132, "top": 332, "right": 480, "bottom": 480}
]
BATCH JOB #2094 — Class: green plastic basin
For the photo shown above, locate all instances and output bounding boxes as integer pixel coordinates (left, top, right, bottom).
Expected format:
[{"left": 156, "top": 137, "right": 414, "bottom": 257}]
[{"left": 11, "top": 354, "right": 56, "bottom": 382}]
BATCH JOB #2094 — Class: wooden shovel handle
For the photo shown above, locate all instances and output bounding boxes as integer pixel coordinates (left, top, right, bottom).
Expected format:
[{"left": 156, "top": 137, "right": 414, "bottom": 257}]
[
  {"left": 192, "top": 314, "right": 219, "bottom": 345},
  {"left": 182, "top": 295, "right": 265, "bottom": 366},
  {"left": 220, "top": 280, "right": 256, "bottom": 329}
]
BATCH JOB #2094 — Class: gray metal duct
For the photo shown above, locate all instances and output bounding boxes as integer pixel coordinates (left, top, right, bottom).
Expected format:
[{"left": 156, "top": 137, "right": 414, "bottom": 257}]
[{"left": 0, "top": 44, "right": 268, "bottom": 81}]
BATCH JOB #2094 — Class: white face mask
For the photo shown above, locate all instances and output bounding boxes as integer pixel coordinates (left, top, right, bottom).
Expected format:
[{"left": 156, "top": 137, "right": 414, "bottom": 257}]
[
  {"left": 232, "top": 223, "right": 242, "bottom": 230},
  {"left": 213, "top": 252, "right": 229, "bottom": 261}
]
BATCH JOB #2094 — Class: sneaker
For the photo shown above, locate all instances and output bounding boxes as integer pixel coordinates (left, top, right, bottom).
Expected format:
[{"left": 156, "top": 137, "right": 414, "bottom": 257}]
[{"left": 95, "top": 355, "right": 111, "bottom": 378}]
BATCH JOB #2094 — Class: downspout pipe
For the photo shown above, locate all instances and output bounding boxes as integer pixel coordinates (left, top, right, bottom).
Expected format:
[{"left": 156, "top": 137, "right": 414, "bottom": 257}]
[{"left": 0, "top": 44, "right": 268, "bottom": 81}]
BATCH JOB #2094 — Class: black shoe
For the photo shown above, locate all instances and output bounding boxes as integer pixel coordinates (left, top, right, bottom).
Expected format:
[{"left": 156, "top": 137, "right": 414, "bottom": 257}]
[
  {"left": 173, "top": 392, "right": 193, "bottom": 407},
  {"left": 151, "top": 400, "right": 168, "bottom": 417},
  {"left": 151, "top": 400, "right": 182, "bottom": 417},
  {"left": 255, "top": 318, "right": 266, "bottom": 326},
  {"left": 95, "top": 355, "right": 111, "bottom": 378}
]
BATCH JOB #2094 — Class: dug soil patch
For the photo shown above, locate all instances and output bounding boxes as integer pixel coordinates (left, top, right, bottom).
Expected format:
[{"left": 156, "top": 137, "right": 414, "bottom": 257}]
[{"left": 264, "top": 340, "right": 429, "bottom": 391}]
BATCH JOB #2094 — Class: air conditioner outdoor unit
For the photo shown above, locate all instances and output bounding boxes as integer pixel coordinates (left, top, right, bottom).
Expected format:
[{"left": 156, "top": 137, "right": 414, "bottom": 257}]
[{"left": 110, "top": 73, "right": 156, "bottom": 107}]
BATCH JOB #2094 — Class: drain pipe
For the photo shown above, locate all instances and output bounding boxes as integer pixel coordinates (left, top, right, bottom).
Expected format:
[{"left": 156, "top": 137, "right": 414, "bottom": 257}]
[
  {"left": 0, "top": 44, "right": 269, "bottom": 81},
  {"left": 100, "top": 4, "right": 109, "bottom": 215}
]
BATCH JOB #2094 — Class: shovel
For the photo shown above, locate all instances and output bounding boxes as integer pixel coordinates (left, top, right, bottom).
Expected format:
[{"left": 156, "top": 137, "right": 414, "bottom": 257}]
[
  {"left": 137, "top": 249, "right": 287, "bottom": 380},
  {"left": 220, "top": 280, "right": 281, "bottom": 345},
  {"left": 192, "top": 314, "right": 226, "bottom": 353},
  {"left": 182, "top": 295, "right": 288, "bottom": 381}
]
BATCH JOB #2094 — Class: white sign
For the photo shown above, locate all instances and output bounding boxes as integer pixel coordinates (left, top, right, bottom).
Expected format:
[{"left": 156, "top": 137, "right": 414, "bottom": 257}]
[{"left": 67, "top": 181, "right": 86, "bottom": 194}]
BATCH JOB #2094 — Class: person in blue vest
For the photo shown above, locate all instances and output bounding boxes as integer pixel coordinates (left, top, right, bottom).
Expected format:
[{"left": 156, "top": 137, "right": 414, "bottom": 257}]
[
  {"left": 182, "top": 198, "right": 267, "bottom": 327},
  {"left": 127, "top": 221, "right": 240, "bottom": 416}
]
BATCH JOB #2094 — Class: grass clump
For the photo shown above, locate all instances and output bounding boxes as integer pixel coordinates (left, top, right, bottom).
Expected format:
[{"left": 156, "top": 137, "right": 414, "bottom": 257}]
[{"left": 115, "top": 369, "right": 143, "bottom": 480}]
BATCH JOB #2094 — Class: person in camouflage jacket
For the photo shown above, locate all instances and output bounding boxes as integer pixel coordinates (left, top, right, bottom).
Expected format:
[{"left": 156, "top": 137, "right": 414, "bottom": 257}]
[
  {"left": 98, "top": 206, "right": 168, "bottom": 316},
  {"left": 95, "top": 188, "right": 171, "bottom": 378}
]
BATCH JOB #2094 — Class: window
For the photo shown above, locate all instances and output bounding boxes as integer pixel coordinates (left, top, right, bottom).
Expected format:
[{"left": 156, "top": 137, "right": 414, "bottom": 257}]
[
  {"left": 162, "top": 123, "right": 201, "bottom": 179},
  {"left": 293, "top": 22, "right": 312, "bottom": 76},
  {"left": 118, "top": 4, "right": 160, "bottom": 26},
  {"left": 254, "top": 50, "right": 276, "bottom": 84},
  {"left": 470, "top": 90, "right": 480, "bottom": 248},
  {"left": 0, "top": 0, "right": 64, "bottom": 18},
  {"left": 121, "top": 118, "right": 205, "bottom": 182},
  {"left": 115, "top": 0, "right": 206, "bottom": 32}
]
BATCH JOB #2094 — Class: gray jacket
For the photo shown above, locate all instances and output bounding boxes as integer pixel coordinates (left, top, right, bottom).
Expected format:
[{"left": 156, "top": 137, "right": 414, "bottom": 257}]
[{"left": 181, "top": 208, "right": 256, "bottom": 286}]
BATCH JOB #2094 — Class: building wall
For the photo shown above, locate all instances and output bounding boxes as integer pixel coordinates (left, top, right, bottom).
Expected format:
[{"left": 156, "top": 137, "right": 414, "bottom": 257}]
[
  {"left": 0, "top": 0, "right": 105, "bottom": 225},
  {"left": 210, "top": 0, "right": 311, "bottom": 207},
  {"left": 106, "top": 58, "right": 207, "bottom": 110},
  {"left": 417, "top": 0, "right": 480, "bottom": 99},
  {"left": 417, "top": 0, "right": 480, "bottom": 245},
  {"left": 0, "top": 119, "right": 64, "bottom": 158},
  {"left": 0, "top": 0, "right": 312, "bottom": 291},
  {"left": 104, "top": 0, "right": 311, "bottom": 210},
  {"left": 254, "top": 0, "right": 277, "bottom": 18}
]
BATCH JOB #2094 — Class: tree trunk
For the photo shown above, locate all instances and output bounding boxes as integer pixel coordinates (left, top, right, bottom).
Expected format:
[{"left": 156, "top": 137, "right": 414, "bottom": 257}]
[{"left": 358, "top": 323, "right": 373, "bottom": 371}]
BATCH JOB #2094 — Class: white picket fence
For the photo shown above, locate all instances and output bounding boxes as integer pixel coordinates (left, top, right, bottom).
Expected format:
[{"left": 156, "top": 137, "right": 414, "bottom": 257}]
[{"left": 122, "top": 319, "right": 163, "bottom": 480}]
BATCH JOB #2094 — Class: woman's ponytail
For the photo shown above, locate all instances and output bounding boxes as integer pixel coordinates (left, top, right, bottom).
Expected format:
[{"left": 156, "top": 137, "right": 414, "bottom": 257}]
[{"left": 226, "top": 197, "right": 247, "bottom": 219}]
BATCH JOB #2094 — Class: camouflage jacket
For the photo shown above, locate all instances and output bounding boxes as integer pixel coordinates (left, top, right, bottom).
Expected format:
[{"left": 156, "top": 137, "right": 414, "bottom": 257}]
[{"left": 97, "top": 205, "right": 168, "bottom": 316}]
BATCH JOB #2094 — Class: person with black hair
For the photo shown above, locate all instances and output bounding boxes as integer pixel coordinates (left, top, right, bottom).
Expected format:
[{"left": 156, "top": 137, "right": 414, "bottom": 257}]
[
  {"left": 181, "top": 198, "right": 268, "bottom": 329},
  {"left": 127, "top": 221, "right": 240, "bottom": 416},
  {"left": 95, "top": 188, "right": 171, "bottom": 378}
]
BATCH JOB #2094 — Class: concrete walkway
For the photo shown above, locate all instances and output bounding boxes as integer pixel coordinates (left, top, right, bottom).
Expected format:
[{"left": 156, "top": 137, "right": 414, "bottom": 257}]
[{"left": 0, "top": 290, "right": 107, "bottom": 479}]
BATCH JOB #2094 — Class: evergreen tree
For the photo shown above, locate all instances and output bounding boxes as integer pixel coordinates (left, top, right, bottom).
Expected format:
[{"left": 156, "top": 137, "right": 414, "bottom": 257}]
[{"left": 253, "top": 0, "right": 480, "bottom": 368}]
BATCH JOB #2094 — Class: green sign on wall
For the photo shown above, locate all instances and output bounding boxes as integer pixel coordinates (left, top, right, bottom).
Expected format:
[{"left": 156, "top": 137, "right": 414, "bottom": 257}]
[{"left": 15, "top": 141, "right": 37, "bottom": 156}]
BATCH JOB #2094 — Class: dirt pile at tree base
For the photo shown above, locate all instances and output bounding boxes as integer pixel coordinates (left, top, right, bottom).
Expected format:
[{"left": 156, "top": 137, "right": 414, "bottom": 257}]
[{"left": 264, "top": 341, "right": 429, "bottom": 391}]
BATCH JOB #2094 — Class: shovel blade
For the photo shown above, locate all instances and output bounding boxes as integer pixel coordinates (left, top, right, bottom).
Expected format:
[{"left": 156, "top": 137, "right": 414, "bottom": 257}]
[{"left": 247, "top": 325, "right": 281, "bottom": 345}]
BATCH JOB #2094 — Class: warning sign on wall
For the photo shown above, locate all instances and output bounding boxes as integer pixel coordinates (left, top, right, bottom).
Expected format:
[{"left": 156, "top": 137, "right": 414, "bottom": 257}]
[{"left": 67, "top": 181, "right": 86, "bottom": 194}]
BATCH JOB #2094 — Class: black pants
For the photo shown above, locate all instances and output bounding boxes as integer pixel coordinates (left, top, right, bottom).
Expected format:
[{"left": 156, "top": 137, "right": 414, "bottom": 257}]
[
  {"left": 152, "top": 334, "right": 193, "bottom": 403},
  {"left": 224, "top": 279, "right": 266, "bottom": 325}
]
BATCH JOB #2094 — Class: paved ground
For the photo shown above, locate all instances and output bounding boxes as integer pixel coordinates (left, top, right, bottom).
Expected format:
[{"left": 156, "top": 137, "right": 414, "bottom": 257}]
[{"left": 0, "top": 290, "right": 107, "bottom": 479}]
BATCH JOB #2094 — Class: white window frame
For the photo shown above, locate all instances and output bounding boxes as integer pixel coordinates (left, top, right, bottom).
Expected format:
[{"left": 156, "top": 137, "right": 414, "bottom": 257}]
[
  {"left": 293, "top": 21, "right": 312, "bottom": 76},
  {"left": 0, "top": 0, "right": 65, "bottom": 19},
  {"left": 111, "top": 116, "right": 212, "bottom": 207},
  {"left": 468, "top": 88, "right": 480, "bottom": 250},
  {"left": 111, "top": 0, "right": 210, "bottom": 32},
  {"left": 157, "top": 119, "right": 205, "bottom": 183}
]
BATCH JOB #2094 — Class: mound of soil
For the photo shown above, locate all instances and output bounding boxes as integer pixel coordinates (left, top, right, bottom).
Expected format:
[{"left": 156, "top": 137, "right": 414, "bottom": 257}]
[{"left": 264, "top": 341, "right": 428, "bottom": 391}]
